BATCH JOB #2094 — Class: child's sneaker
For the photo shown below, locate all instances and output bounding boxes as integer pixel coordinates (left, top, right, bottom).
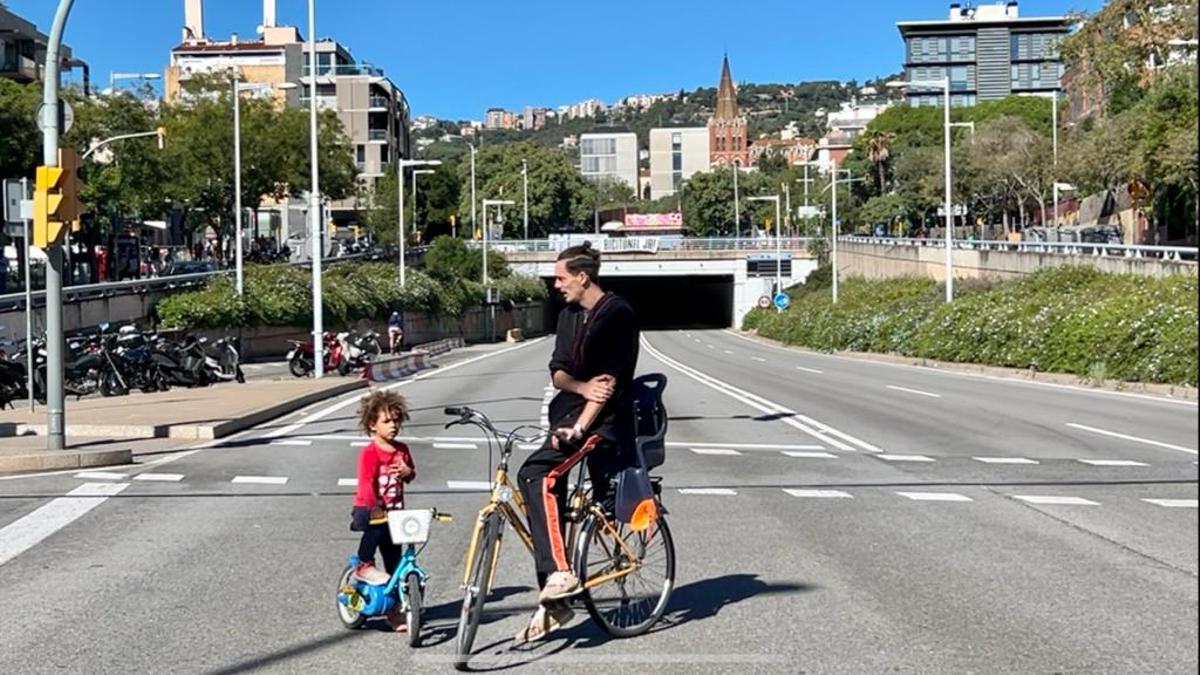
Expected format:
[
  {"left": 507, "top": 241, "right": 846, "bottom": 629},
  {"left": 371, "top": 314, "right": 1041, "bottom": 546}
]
[{"left": 353, "top": 562, "right": 389, "bottom": 585}]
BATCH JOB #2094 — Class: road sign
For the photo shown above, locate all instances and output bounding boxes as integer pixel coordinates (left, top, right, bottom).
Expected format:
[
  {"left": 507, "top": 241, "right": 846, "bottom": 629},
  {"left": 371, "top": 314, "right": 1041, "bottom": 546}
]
[
  {"left": 773, "top": 292, "right": 790, "bottom": 311},
  {"left": 757, "top": 295, "right": 771, "bottom": 310},
  {"left": 4, "top": 179, "right": 29, "bottom": 225},
  {"left": 35, "top": 100, "right": 75, "bottom": 134}
]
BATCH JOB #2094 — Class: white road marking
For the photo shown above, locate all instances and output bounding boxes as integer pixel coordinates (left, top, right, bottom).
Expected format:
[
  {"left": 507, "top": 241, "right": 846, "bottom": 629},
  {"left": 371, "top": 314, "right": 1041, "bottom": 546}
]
[
  {"left": 133, "top": 473, "right": 184, "bottom": 482},
  {"left": 1065, "top": 423, "right": 1197, "bottom": 455},
  {"left": 337, "top": 478, "right": 358, "bottom": 487},
  {"left": 518, "top": 443, "right": 544, "bottom": 451},
  {"left": 879, "top": 454, "right": 935, "bottom": 462},
  {"left": 723, "top": 350, "right": 735, "bottom": 355},
  {"left": 433, "top": 442, "right": 478, "bottom": 450},
  {"left": 722, "top": 329, "right": 1198, "bottom": 408},
  {"left": 783, "top": 489, "right": 852, "bottom": 499},
  {"left": 642, "top": 336, "right": 882, "bottom": 453},
  {"left": 264, "top": 338, "right": 548, "bottom": 439},
  {"left": 540, "top": 385, "right": 553, "bottom": 430},
  {"left": 781, "top": 451, "right": 839, "bottom": 459},
  {"left": 1077, "top": 459, "right": 1148, "bottom": 467},
  {"left": 751, "top": 356, "right": 767, "bottom": 363},
  {"left": 678, "top": 488, "right": 737, "bottom": 496},
  {"left": 446, "top": 481, "right": 492, "bottom": 491},
  {"left": 1013, "top": 495, "right": 1099, "bottom": 506},
  {"left": 269, "top": 439, "right": 312, "bottom": 446},
  {"left": 706, "top": 344, "right": 715, "bottom": 350},
  {"left": 231, "top": 476, "right": 289, "bottom": 485},
  {"left": 674, "top": 442, "right": 825, "bottom": 451},
  {"left": 973, "top": 457, "right": 1040, "bottom": 465},
  {"left": 1141, "top": 498, "right": 1198, "bottom": 508},
  {"left": 887, "top": 385, "right": 942, "bottom": 399},
  {"left": 795, "top": 366, "right": 824, "bottom": 374},
  {"left": 0, "top": 482, "right": 129, "bottom": 568},
  {"left": 897, "top": 491, "right": 973, "bottom": 502},
  {"left": 689, "top": 448, "right": 742, "bottom": 456},
  {"left": 74, "top": 471, "right": 128, "bottom": 480}
]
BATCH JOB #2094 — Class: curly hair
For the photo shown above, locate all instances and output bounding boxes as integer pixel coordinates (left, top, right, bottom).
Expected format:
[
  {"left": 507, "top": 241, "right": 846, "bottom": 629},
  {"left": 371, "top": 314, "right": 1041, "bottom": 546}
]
[{"left": 357, "top": 389, "right": 411, "bottom": 434}]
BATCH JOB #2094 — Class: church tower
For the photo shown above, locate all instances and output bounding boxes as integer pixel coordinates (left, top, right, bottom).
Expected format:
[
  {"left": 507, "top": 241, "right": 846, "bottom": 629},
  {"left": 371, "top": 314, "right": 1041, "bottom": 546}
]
[{"left": 708, "top": 54, "right": 750, "bottom": 167}]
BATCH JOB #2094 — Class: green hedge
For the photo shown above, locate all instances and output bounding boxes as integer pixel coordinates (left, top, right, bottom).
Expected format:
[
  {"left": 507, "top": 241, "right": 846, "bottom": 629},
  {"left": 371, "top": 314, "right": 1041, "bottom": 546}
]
[
  {"left": 154, "top": 262, "right": 547, "bottom": 330},
  {"left": 744, "top": 266, "right": 1198, "bottom": 386}
]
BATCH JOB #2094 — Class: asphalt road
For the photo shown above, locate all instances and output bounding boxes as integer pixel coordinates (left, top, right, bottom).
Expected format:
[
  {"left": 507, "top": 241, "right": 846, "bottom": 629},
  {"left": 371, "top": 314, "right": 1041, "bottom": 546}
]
[{"left": 0, "top": 331, "right": 1195, "bottom": 674}]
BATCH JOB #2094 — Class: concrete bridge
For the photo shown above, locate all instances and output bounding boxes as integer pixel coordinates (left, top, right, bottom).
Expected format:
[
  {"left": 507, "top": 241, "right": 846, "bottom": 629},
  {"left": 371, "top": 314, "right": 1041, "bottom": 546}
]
[{"left": 482, "top": 237, "right": 819, "bottom": 327}]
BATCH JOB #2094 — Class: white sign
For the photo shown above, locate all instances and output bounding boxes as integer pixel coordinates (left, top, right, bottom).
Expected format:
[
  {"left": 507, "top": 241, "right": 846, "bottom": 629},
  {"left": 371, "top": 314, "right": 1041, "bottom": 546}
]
[
  {"left": 3, "top": 179, "right": 28, "bottom": 224},
  {"left": 795, "top": 206, "right": 823, "bottom": 219},
  {"left": 35, "top": 100, "right": 75, "bottom": 134},
  {"left": 936, "top": 204, "right": 967, "bottom": 217},
  {"left": 757, "top": 295, "right": 771, "bottom": 310}
]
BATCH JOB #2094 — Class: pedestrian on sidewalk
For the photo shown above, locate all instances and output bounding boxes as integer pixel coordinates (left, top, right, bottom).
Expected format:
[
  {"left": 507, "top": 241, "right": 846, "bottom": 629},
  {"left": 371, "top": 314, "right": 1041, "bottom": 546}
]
[{"left": 349, "top": 389, "right": 417, "bottom": 632}]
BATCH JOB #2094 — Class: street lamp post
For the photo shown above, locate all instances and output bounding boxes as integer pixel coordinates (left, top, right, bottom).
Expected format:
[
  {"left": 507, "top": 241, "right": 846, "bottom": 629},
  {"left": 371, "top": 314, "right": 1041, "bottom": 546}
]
[
  {"left": 748, "top": 195, "right": 783, "bottom": 306},
  {"left": 888, "top": 78, "right": 957, "bottom": 302},
  {"left": 469, "top": 144, "right": 477, "bottom": 240},
  {"left": 481, "top": 198, "right": 514, "bottom": 285},
  {"left": 732, "top": 163, "right": 740, "bottom": 239},
  {"left": 821, "top": 164, "right": 862, "bottom": 304},
  {"left": 795, "top": 163, "right": 816, "bottom": 237},
  {"left": 522, "top": 159, "right": 529, "bottom": 240},
  {"left": 307, "top": 0, "right": 324, "bottom": 377},
  {"left": 395, "top": 159, "right": 441, "bottom": 286}
]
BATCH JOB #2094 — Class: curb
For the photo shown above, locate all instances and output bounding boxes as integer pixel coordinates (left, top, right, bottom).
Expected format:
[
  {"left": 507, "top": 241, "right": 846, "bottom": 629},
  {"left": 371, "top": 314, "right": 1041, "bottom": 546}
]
[
  {"left": 0, "top": 448, "right": 133, "bottom": 474},
  {"left": 0, "top": 380, "right": 369, "bottom": 441},
  {"left": 735, "top": 330, "right": 1200, "bottom": 402}
]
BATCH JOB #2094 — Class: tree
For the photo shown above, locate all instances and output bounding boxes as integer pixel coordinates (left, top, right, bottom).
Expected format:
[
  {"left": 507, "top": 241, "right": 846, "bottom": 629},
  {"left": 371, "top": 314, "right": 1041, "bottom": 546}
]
[
  {"left": 678, "top": 166, "right": 774, "bottom": 237},
  {"left": 0, "top": 79, "right": 40, "bottom": 180},
  {"left": 862, "top": 129, "right": 895, "bottom": 194},
  {"left": 423, "top": 234, "right": 506, "bottom": 282},
  {"left": 455, "top": 142, "right": 592, "bottom": 237}
]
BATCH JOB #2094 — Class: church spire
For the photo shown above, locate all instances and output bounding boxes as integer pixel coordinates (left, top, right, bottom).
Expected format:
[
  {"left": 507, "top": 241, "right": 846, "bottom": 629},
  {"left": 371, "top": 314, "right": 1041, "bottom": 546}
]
[{"left": 715, "top": 53, "right": 739, "bottom": 120}]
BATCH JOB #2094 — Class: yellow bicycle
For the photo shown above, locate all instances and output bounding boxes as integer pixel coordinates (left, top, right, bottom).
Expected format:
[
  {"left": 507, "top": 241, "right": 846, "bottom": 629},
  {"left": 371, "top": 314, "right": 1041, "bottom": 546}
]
[{"left": 443, "top": 379, "right": 675, "bottom": 668}]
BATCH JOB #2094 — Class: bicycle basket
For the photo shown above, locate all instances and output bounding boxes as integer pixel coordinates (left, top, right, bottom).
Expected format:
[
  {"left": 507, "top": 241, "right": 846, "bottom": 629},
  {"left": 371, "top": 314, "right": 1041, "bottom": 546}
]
[{"left": 387, "top": 509, "right": 433, "bottom": 544}]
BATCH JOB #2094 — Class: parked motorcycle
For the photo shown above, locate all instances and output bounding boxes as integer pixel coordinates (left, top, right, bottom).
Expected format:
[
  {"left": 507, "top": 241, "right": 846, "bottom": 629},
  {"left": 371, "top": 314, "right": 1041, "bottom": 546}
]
[
  {"left": 287, "top": 332, "right": 343, "bottom": 378},
  {"left": 336, "top": 329, "right": 381, "bottom": 376}
]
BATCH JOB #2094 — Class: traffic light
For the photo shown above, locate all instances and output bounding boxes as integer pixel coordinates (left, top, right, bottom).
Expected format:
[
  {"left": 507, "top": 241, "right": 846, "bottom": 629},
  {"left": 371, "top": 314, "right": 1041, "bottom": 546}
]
[{"left": 32, "top": 148, "right": 82, "bottom": 248}]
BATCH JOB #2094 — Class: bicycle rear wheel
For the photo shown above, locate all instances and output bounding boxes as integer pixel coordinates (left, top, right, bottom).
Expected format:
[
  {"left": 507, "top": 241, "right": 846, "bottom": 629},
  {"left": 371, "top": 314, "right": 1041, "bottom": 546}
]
[
  {"left": 454, "top": 514, "right": 502, "bottom": 670},
  {"left": 576, "top": 512, "right": 675, "bottom": 638}
]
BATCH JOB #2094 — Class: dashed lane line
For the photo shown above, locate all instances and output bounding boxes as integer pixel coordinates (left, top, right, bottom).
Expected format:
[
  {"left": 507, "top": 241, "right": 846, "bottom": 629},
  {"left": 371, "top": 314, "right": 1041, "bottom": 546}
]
[
  {"left": 973, "top": 457, "right": 1039, "bottom": 465},
  {"left": 886, "top": 385, "right": 942, "bottom": 399},
  {"left": 878, "top": 454, "right": 935, "bottom": 463},
  {"left": 1012, "top": 495, "right": 1099, "bottom": 506},
  {"left": 781, "top": 451, "right": 839, "bottom": 459},
  {"left": 231, "top": 475, "right": 289, "bottom": 485},
  {"left": 1077, "top": 459, "right": 1149, "bottom": 467},
  {"left": 1141, "top": 498, "right": 1198, "bottom": 508},
  {"left": 897, "top": 491, "right": 973, "bottom": 502},
  {"left": 689, "top": 448, "right": 742, "bottom": 456},
  {"left": 678, "top": 488, "right": 737, "bottom": 496},
  {"left": 133, "top": 473, "right": 184, "bottom": 482},
  {"left": 783, "top": 489, "right": 852, "bottom": 499},
  {"left": 1065, "top": 423, "right": 1197, "bottom": 456}
]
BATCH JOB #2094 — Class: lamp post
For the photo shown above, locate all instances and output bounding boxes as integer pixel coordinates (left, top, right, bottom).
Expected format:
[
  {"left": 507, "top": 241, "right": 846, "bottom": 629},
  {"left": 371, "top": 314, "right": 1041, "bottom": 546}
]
[
  {"left": 795, "top": 162, "right": 816, "bottom": 236},
  {"left": 522, "top": 159, "right": 529, "bottom": 240},
  {"left": 821, "top": 164, "right": 864, "bottom": 303},
  {"left": 888, "top": 77, "right": 957, "bottom": 302},
  {"left": 732, "top": 163, "right": 741, "bottom": 239},
  {"left": 232, "top": 79, "right": 294, "bottom": 296},
  {"left": 481, "top": 198, "right": 514, "bottom": 285},
  {"left": 748, "top": 195, "right": 783, "bottom": 305},
  {"left": 396, "top": 159, "right": 441, "bottom": 286},
  {"left": 469, "top": 144, "right": 477, "bottom": 240},
  {"left": 306, "top": 0, "right": 324, "bottom": 377}
]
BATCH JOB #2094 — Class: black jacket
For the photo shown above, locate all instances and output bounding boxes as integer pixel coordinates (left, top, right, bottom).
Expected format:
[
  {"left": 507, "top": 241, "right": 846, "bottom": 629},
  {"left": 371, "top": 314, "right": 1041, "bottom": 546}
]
[{"left": 547, "top": 292, "right": 639, "bottom": 443}]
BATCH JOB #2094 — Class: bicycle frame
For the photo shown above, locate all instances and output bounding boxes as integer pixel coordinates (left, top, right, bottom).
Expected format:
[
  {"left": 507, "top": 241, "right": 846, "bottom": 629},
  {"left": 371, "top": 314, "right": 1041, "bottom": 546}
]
[{"left": 342, "top": 543, "right": 427, "bottom": 615}]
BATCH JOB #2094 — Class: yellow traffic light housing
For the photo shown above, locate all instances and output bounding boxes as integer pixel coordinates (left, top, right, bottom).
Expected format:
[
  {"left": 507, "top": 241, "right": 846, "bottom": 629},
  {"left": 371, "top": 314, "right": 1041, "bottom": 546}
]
[{"left": 32, "top": 148, "right": 83, "bottom": 248}]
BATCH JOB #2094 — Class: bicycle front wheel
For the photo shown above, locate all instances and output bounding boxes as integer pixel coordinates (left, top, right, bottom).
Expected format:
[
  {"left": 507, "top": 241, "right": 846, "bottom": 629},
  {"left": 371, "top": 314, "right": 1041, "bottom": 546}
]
[
  {"left": 576, "top": 512, "right": 675, "bottom": 638},
  {"left": 454, "top": 514, "right": 502, "bottom": 670}
]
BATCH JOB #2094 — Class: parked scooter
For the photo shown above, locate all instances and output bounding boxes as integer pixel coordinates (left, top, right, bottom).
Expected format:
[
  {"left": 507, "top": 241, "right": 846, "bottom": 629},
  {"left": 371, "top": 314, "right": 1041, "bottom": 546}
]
[
  {"left": 336, "top": 329, "right": 381, "bottom": 375},
  {"left": 287, "top": 332, "right": 343, "bottom": 378}
]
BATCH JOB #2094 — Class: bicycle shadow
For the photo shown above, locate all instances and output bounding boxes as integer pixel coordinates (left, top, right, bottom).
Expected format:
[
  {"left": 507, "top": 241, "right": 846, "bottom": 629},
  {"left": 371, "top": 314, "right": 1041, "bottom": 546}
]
[
  {"left": 457, "top": 573, "right": 813, "bottom": 671},
  {"left": 415, "top": 585, "right": 534, "bottom": 648}
]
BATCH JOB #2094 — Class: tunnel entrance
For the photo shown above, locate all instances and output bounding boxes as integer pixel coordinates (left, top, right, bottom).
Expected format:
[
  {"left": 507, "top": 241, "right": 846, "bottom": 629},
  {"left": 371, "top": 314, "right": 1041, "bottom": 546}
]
[{"left": 543, "top": 275, "right": 734, "bottom": 330}]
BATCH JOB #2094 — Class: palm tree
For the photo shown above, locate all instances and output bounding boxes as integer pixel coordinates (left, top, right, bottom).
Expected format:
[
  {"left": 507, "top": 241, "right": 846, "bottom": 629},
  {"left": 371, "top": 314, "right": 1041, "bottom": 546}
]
[{"left": 864, "top": 130, "right": 895, "bottom": 194}]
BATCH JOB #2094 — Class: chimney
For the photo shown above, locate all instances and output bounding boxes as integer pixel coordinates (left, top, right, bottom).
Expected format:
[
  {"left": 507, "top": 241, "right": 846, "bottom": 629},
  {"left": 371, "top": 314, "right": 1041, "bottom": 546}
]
[
  {"left": 183, "top": 0, "right": 204, "bottom": 42},
  {"left": 1006, "top": 1, "right": 1019, "bottom": 18},
  {"left": 263, "top": 0, "right": 277, "bottom": 28},
  {"left": 949, "top": 3, "right": 961, "bottom": 20}
]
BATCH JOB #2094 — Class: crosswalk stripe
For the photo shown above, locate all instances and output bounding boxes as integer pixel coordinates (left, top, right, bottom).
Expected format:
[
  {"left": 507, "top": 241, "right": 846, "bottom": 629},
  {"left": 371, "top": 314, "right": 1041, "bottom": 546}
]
[
  {"left": 433, "top": 442, "right": 477, "bottom": 450},
  {"left": 783, "top": 489, "right": 852, "bottom": 499},
  {"left": 897, "top": 491, "right": 973, "bottom": 502},
  {"left": 269, "top": 440, "right": 312, "bottom": 446},
  {"left": 231, "top": 476, "right": 289, "bottom": 485},
  {"left": 1141, "top": 498, "right": 1197, "bottom": 508},
  {"left": 1077, "top": 459, "right": 1148, "bottom": 467},
  {"left": 879, "top": 454, "right": 935, "bottom": 462},
  {"left": 973, "top": 457, "right": 1039, "bottom": 464},
  {"left": 133, "top": 473, "right": 184, "bottom": 482},
  {"left": 678, "top": 488, "right": 737, "bottom": 496},
  {"left": 337, "top": 478, "right": 358, "bottom": 487},
  {"left": 689, "top": 448, "right": 742, "bottom": 456},
  {"left": 446, "top": 481, "right": 492, "bottom": 491},
  {"left": 1013, "top": 495, "right": 1098, "bottom": 506},
  {"left": 74, "top": 471, "right": 127, "bottom": 480},
  {"left": 781, "top": 451, "right": 838, "bottom": 459}
]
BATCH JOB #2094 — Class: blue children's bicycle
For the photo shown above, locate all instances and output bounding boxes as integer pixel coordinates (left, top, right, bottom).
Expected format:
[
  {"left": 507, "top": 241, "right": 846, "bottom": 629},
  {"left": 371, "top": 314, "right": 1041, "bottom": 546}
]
[{"left": 336, "top": 508, "right": 452, "bottom": 646}]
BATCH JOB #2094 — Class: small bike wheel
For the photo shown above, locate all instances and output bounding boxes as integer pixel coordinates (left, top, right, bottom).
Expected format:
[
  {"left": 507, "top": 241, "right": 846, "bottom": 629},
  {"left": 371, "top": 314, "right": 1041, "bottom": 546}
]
[
  {"left": 454, "top": 515, "right": 501, "bottom": 670},
  {"left": 576, "top": 511, "right": 675, "bottom": 638},
  {"left": 336, "top": 566, "right": 367, "bottom": 629},
  {"left": 405, "top": 572, "right": 423, "bottom": 648}
]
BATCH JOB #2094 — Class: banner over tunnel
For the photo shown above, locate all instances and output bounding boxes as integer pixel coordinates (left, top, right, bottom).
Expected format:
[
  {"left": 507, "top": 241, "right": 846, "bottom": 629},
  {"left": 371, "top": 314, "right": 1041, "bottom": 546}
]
[{"left": 544, "top": 275, "right": 735, "bottom": 330}]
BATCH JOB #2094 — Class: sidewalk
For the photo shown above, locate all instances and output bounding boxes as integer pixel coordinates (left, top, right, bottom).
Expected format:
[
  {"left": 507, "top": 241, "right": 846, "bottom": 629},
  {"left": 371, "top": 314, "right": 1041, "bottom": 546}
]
[{"left": 0, "top": 377, "right": 367, "bottom": 474}]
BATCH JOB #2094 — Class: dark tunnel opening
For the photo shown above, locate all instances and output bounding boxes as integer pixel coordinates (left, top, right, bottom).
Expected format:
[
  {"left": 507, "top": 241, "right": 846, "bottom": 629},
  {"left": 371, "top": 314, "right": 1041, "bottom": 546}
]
[{"left": 543, "top": 275, "right": 734, "bottom": 331}]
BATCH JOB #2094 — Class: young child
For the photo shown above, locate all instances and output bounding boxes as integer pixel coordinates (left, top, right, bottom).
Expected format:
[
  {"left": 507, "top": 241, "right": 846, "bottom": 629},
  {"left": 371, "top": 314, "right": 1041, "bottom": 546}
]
[{"left": 350, "top": 390, "right": 416, "bottom": 596}]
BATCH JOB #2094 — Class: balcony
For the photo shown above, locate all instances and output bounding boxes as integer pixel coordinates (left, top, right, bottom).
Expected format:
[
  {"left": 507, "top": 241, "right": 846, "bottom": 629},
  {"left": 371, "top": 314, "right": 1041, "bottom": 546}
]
[
  {"left": 305, "top": 63, "right": 385, "bottom": 78},
  {"left": 368, "top": 95, "right": 390, "bottom": 109},
  {"left": 367, "top": 129, "right": 388, "bottom": 142},
  {"left": 298, "top": 95, "right": 338, "bottom": 112},
  {"left": 0, "top": 55, "right": 40, "bottom": 82}
]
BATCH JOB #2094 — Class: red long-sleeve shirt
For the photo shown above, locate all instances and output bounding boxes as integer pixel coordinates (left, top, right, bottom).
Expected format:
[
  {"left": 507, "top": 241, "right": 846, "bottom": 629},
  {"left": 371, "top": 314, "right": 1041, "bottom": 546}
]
[{"left": 352, "top": 440, "right": 415, "bottom": 510}]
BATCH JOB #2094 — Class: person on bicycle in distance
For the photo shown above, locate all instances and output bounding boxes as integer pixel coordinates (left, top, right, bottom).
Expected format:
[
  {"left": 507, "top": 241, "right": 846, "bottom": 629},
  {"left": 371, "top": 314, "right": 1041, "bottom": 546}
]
[{"left": 516, "top": 241, "right": 640, "bottom": 643}]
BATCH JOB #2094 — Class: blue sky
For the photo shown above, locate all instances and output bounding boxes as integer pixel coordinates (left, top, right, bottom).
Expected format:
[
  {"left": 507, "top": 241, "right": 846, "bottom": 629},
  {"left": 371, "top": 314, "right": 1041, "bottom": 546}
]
[{"left": 8, "top": 0, "right": 1101, "bottom": 120}]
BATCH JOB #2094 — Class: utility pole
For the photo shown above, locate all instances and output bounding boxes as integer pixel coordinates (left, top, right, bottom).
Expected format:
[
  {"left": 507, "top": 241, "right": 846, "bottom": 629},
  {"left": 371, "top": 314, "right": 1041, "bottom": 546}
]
[{"left": 307, "top": 0, "right": 324, "bottom": 377}]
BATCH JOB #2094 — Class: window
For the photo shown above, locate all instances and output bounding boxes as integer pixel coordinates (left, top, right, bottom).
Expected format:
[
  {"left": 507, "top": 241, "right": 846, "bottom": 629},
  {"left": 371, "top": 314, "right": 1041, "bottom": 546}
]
[
  {"left": 671, "top": 132, "right": 682, "bottom": 151},
  {"left": 356, "top": 145, "right": 365, "bottom": 163},
  {"left": 380, "top": 144, "right": 389, "bottom": 164},
  {"left": 950, "top": 66, "right": 969, "bottom": 90},
  {"left": 1011, "top": 34, "right": 1021, "bottom": 59},
  {"left": 672, "top": 152, "right": 682, "bottom": 171}
]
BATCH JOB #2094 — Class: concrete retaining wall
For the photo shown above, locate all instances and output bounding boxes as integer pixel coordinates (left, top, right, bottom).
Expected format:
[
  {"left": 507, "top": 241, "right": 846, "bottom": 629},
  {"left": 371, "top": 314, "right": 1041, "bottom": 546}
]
[{"left": 839, "top": 241, "right": 1197, "bottom": 282}]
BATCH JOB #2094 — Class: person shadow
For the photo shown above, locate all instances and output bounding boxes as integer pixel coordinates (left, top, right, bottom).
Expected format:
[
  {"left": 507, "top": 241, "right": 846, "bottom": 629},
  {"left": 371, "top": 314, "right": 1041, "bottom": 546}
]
[{"left": 457, "top": 573, "right": 814, "bottom": 671}]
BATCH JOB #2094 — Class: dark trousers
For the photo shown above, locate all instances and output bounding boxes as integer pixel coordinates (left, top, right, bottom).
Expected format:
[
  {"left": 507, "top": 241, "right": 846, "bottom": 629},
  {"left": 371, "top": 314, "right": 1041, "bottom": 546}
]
[
  {"left": 518, "top": 436, "right": 616, "bottom": 578},
  {"left": 353, "top": 508, "right": 402, "bottom": 573}
]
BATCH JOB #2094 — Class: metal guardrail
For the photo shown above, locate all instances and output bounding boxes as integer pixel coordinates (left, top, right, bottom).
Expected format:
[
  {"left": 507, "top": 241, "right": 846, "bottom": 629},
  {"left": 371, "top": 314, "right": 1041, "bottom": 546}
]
[
  {"left": 472, "top": 237, "right": 816, "bottom": 254},
  {"left": 0, "top": 252, "right": 372, "bottom": 313},
  {"left": 839, "top": 236, "right": 1199, "bottom": 261}
]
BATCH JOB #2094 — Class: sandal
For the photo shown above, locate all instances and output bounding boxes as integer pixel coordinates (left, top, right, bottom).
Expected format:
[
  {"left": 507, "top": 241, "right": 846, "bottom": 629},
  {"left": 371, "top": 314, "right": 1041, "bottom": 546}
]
[{"left": 512, "top": 602, "right": 573, "bottom": 645}]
